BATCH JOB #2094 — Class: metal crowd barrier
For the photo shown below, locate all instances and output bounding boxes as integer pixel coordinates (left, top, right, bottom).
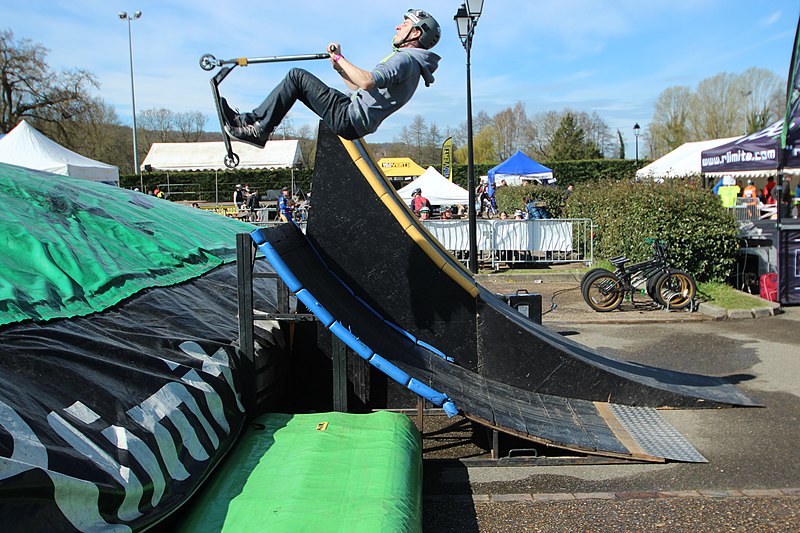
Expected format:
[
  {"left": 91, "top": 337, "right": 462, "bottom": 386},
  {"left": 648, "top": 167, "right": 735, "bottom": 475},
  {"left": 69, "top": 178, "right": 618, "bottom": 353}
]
[{"left": 422, "top": 218, "right": 594, "bottom": 269}]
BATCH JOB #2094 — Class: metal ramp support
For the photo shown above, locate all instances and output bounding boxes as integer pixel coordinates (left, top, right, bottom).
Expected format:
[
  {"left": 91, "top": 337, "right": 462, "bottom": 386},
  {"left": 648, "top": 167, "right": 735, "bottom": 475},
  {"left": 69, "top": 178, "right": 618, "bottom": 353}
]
[{"left": 236, "top": 233, "right": 350, "bottom": 413}]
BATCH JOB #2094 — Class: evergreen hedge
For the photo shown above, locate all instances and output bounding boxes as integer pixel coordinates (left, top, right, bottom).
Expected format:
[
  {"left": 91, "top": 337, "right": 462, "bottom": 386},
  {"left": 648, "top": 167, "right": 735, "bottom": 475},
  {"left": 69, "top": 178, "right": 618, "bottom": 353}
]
[
  {"left": 494, "top": 185, "right": 568, "bottom": 217},
  {"left": 563, "top": 178, "right": 738, "bottom": 283},
  {"left": 119, "top": 168, "right": 314, "bottom": 202},
  {"left": 448, "top": 158, "right": 643, "bottom": 190}
]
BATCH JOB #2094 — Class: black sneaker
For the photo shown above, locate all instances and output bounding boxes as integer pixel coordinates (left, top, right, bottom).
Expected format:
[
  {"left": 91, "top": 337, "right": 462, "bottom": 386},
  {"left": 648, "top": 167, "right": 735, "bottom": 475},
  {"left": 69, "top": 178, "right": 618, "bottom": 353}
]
[
  {"left": 219, "top": 97, "right": 254, "bottom": 129},
  {"left": 225, "top": 123, "right": 270, "bottom": 148}
]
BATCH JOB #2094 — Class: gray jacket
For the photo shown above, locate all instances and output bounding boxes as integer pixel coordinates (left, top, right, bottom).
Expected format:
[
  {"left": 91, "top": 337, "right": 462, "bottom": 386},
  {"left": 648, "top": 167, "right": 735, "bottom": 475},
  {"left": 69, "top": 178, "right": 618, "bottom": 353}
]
[{"left": 347, "top": 48, "right": 440, "bottom": 137}]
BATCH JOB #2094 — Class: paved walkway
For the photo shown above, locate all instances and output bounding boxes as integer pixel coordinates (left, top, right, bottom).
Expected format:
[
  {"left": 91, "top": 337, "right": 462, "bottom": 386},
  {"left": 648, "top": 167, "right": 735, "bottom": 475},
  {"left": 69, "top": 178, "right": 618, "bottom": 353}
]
[{"left": 422, "top": 276, "right": 800, "bottom": 532}]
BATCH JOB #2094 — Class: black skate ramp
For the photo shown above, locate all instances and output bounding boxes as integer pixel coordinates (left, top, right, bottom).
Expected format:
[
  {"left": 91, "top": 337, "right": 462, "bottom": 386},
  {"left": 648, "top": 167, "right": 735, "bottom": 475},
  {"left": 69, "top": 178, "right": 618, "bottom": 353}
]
[
  {"left": 252, "top": 222, "right": 707, "bottom": 462},
  {"left": 300, "top": 125, "right": 756, "bottom": 409}
]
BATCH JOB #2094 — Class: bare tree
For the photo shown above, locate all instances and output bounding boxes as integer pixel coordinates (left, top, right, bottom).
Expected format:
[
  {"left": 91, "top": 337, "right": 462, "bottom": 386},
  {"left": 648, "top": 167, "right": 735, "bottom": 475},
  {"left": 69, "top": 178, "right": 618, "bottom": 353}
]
[
  {"left": 690, "top": 72, "right": 741, "bottom": 139},
  {"left": 138, "top": 107, "right": 175, "bottom": 145},
  {"left": 0, "top": 29, "right": 98, "bottom": 134},
  {"left": 736, "top": 67, "right": 783, "bottom": 134},
  {"left": 650, "top": 86, "right": 693, "bottom": 156},
  {"left": 575, "top": 110, "right": 613, "bottom": 157},
  {"left": 528, "top": 110, "right": 562, "bottom": 160},
  {"left": 493, "top": 101, "right": 529, "bottom": 161},
  {"left": 174, "top": 111, "right": 206, "bottom": 142}
]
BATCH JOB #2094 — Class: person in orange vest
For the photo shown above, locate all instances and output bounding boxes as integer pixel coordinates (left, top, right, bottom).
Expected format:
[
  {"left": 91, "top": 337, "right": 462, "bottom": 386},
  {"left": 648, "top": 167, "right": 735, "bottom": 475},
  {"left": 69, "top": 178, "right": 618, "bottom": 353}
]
[{"left": 742, "top": 179, "right": 758, "bottom": 218}]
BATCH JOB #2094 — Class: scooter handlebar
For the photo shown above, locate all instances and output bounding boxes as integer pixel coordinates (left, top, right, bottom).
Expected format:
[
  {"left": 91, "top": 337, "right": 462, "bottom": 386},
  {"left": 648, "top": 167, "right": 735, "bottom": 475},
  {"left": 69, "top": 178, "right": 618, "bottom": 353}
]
[{"left": 199, "top": 52, "right": 330, "bottom": 71}]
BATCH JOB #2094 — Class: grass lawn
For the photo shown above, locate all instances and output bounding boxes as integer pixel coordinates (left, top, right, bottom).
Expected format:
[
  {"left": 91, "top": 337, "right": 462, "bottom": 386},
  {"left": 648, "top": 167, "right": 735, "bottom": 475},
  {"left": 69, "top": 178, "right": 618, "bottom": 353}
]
[{"left": 697, "top": 282, "right": 771, "bottom": 310}]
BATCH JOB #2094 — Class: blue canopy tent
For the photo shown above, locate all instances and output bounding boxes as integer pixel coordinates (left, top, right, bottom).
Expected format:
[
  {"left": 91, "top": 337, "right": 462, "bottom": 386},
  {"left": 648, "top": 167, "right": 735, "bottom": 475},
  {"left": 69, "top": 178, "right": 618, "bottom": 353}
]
[{"left": 487, "top": 150, "right": 554, "bottom": 197}]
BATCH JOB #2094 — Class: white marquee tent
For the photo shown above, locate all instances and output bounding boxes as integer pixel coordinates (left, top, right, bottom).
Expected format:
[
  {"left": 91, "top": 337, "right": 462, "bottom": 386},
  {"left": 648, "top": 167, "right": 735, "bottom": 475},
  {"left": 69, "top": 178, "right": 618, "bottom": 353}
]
[
  {"left": 0, "top": 120, "right": 119, "bottom": 184},
  {"left": 635, "top": 137, "right": 741, "bottom": 181},
  {"left": 141, "top": 140, "right": 303, "bottom": 171},
  {"left": 397, "top": 166, "right": 469, "bottom": 205}
]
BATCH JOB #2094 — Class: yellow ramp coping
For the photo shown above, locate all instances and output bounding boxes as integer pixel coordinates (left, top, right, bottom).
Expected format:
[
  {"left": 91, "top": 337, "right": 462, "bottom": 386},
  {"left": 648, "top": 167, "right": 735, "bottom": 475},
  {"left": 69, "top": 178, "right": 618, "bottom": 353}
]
[{"left": 339, "top": 137, "right": 478, "bottom": 298}]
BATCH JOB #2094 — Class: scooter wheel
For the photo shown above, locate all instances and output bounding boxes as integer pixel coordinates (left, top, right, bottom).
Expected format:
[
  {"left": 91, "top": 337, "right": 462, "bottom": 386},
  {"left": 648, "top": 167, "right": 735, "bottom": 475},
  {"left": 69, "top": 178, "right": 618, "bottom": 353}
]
[
  {"left": 224, "top": 152, "right": 240, "bottom": 169},
  {"left": 199, "top": 54, "right": 217, "bottom": 71}
]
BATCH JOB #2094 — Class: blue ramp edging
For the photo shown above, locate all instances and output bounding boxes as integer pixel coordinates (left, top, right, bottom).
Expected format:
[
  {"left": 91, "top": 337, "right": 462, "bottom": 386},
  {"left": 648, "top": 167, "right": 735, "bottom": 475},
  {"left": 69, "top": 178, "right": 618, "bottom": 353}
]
[{"left": 250, "top": 229, "right": 458, "bottom": 418}]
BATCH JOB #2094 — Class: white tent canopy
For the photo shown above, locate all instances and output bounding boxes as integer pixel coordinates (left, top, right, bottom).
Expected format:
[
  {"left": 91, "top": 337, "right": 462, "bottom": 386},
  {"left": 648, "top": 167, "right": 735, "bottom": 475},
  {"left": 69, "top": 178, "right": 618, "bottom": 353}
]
[
  {"left": 397, "top": 166, "right": 469, "bottom": 205},
  {"left": 0, "top": 120, "right": 119, "bottom": 184},
  {"left": 636, "top": 137, "right": 741, "bottom": 181},
  {"left": 141, "top": 140, "right": 303, "bottom": 171}
]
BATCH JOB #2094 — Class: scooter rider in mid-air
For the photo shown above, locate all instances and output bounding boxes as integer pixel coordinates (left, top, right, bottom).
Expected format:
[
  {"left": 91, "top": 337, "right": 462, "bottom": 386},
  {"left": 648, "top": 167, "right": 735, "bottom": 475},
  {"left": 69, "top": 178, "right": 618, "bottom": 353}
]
[{"left": 220, "top": 9, "right": 441, "bottom": 147}]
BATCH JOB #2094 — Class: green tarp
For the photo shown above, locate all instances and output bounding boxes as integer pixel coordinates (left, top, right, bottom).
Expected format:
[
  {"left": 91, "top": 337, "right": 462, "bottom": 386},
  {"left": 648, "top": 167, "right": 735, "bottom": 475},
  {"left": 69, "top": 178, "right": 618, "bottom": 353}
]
[
  {"left": 176, "top": 411, "right": 423, "bottom": 532},
  {"left": 0, "top": 162, "right": 253, "bottom": 326}
]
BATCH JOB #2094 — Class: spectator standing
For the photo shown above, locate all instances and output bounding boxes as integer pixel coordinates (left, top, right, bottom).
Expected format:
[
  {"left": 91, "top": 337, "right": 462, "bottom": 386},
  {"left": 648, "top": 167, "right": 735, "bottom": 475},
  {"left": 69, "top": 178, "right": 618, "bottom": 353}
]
[
  {"left": 563, "top": 184, "right": 574, "bottom": 203},
  {"left": 233, "top": 184, "right": 245, "bottom": 209},
  {"left": 763, "top": 176, "right": 776, "bottom": 202},
  {"left": 742, "top": 179, "right": 758, "bottom": 218},
  {"left": 278, "top": 187, "right": 295, "bottom": 222},
  {"left": 410, "top": 188, "right": 431, "bottom": 216},
  {"left": 246, "top": 188, "right": 261, "bottom": 222}
]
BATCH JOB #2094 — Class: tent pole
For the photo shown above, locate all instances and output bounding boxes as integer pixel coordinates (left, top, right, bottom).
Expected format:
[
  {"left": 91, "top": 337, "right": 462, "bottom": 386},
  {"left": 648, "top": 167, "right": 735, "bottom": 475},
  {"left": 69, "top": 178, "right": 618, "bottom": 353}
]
[{"left": 215, "top": 170, "right": 219, "bottom": 204}]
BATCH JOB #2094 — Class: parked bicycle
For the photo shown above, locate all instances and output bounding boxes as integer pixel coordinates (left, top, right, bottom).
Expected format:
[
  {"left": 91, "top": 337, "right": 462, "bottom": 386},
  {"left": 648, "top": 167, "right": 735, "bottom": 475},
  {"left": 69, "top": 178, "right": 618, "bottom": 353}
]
[{"left": 581, "top": 239, "right": 697, "bottom": 312}]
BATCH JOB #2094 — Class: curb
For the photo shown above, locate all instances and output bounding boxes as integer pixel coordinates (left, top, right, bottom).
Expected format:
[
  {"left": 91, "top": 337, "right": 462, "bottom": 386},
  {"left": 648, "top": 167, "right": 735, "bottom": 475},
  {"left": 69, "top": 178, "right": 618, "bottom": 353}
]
[
  {"left": 425, "top": 487, "right": 800, "bottom": 503},
  {"left": 697, "top": 298, "right": 781, "bottom": 321},
  {"left": 476, "top": 272, "right": 583, "bottom": 284},
  {"left": 478, "top": 271, "right": 782, "bottom": 321}
]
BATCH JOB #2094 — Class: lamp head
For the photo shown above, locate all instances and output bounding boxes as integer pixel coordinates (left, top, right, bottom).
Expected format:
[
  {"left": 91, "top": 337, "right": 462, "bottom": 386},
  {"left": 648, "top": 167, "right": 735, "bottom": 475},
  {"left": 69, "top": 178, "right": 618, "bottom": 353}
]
[
  {"left": 454, "top": 4, "right": 470, "bottom": 43},
  {"left": 133, "top": 11, "right": 142, "bottom": 19},
  {"left": 118, "top": 12, "right": 127, "bottom": 19}
]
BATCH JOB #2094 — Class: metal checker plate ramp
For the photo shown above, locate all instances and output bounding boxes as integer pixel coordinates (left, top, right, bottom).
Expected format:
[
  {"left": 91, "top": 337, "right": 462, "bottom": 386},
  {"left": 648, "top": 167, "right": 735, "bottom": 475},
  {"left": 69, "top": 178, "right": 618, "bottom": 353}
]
[{"left": 609, "top": 404, "right": 707, "bottom": 463}]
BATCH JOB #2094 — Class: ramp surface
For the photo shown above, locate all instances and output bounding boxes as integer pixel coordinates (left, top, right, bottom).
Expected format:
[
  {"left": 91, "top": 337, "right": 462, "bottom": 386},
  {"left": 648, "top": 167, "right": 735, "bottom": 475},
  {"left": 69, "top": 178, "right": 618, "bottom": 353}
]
[
  {"left": 301, "top": 124, "right": 756, "bottom": 409},
  {"left": 254, "top": 222, "right": 706, "bottom": 462}
]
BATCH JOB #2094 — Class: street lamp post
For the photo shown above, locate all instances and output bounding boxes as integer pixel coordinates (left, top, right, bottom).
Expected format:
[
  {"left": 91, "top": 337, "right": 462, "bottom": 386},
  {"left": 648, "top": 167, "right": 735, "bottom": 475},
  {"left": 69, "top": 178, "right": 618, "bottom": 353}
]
[
  {"left": 455, "top": 0, "right": 484, "bottom": 274},
  {"left": 119, "top": 11, "right": 142, "bottom": 190},
  {"left": 633, "top": 122, "right": 641, "bottom": 163}
]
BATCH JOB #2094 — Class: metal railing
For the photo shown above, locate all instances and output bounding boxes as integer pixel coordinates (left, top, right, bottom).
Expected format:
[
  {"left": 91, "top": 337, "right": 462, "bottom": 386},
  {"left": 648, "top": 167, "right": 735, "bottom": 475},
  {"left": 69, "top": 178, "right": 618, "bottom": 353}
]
[
  {"left": 730, "top": 197, "right": 771, "bottom": 222},
  {"left": 246, "top": 216, "right": 593, "bottom": 269},
  {"left": 422, "top": 218, "right": 594, "bottom": 269}
]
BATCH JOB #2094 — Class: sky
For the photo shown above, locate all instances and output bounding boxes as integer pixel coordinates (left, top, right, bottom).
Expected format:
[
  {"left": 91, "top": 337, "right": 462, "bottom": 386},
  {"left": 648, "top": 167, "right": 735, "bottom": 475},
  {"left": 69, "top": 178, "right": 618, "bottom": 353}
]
[{"left": 1, "top": 1, "right": 798, "bottom": 156}]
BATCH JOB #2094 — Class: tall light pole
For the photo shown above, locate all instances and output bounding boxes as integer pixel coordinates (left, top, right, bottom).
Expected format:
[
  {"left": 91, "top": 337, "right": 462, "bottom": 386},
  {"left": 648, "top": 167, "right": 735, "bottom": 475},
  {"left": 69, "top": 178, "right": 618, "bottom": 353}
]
[
  {"left": 455, "top": 0, "right": 484, "bottom": 274},
  {"left": 633, "top": 122, "right": 641, "bottom": 163},
  {"left": 119, "top": 11, "right": 142, "bottom": 190}
]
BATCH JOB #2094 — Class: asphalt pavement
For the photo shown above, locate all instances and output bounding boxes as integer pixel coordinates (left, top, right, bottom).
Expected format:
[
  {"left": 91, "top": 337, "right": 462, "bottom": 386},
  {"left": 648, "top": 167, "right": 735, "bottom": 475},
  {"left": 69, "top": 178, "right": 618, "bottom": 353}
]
[{"left": 421, "top": 276, "right": 800, "bottom": 532}]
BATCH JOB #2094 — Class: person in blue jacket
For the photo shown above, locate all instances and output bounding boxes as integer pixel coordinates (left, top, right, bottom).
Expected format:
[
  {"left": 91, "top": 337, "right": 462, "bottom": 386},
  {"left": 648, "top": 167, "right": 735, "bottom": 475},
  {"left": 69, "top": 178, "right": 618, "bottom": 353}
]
[
  {"left": 278, "top": 187, "right": 295, "bottom": 222},
  {"left": 220, "top": 9, "right": 441, "bottom": 147}
]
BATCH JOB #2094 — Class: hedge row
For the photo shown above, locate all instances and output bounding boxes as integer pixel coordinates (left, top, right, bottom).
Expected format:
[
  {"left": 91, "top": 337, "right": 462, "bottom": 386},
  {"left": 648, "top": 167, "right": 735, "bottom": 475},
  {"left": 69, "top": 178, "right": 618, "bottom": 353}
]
[
  {"left": 119, "top": 168, "right": 314, "bottom": 201},
  {"left": 448, "top": 159, "right": 643, "bottom": 190},
  {"left": 120, "top": 158, "right": 643, "bottom": 200},
  {"left": 494, "top": 185, "right": 568, "bottom": 218},
  {"left": 563, "top": 178, "right": 739, "bottom": 283}
]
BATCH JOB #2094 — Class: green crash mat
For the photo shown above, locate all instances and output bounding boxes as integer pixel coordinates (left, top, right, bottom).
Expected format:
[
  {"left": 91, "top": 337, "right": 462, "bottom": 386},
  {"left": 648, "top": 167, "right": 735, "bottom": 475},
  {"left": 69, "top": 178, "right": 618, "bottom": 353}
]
[
  {"left": 176, "top": 411, "right": 423, "bottom": 533},
  {"left": 0, "top": 162, "right": 253, "bottom": 326}
]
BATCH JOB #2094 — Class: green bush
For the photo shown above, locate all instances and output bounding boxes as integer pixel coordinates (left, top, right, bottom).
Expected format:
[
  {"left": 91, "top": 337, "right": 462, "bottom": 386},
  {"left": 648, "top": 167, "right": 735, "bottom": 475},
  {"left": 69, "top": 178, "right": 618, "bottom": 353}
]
[
  {"left": 448, "top": 159, "right": 643, "bottom": 191},
  {"left": 563, "top": 178, "right": 738, "bottom": 282},
  {"left": 494, "top": 185, "right": 568, "bottom": 217},
  {"left": 119, "top": 168, "right": 314, "bottom": 202}
]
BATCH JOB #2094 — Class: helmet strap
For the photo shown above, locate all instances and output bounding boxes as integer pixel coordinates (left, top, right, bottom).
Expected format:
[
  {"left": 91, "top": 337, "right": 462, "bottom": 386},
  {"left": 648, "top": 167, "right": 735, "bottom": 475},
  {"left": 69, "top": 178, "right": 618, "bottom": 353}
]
[{"left": 394, "top": 26, "right": 420, "bottom": 49}]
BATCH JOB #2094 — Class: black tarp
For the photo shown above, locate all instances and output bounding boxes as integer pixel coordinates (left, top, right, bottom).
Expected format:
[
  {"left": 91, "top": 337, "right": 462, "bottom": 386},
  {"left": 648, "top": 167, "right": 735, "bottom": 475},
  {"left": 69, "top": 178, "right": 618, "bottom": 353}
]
[{"left": 0, "top": 263, "right": 285, "bottom": 532}]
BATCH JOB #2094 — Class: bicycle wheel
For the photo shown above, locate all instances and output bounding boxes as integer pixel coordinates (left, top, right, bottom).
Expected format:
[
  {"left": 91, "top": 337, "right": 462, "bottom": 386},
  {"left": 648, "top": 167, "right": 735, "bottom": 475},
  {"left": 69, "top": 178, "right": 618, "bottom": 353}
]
[
  {"left": 655, "top": 269, "right": 697, "bottom": 310},
  {"left": 646, "top": 269, "right": 669, "bottom": 301},
  {"left": 580, "top": 267, "right": 612, "bottom": 293},
  {"left": 582, "top": 270, "right": 624, "bottom": 312}
]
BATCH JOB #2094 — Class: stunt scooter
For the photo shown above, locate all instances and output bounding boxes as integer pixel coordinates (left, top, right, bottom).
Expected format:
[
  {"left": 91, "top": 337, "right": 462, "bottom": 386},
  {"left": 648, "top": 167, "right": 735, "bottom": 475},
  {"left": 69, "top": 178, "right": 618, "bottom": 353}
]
[{"left": 199, "top": 51, "right": 329, "bottom": 169}]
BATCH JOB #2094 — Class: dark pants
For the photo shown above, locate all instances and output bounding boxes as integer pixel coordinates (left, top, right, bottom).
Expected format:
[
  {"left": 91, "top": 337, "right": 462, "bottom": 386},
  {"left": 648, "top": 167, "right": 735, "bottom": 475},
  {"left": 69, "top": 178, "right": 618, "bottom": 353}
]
[{"left": 253, "top": 68, "right": 361, "bottom": 139}]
